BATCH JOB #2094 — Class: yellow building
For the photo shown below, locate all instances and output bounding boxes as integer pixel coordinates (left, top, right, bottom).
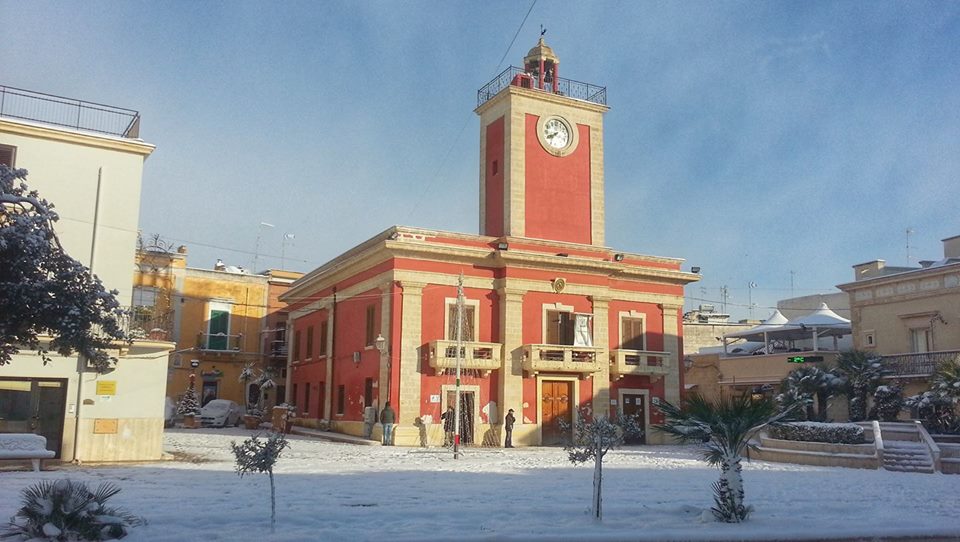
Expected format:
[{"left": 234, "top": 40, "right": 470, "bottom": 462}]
[
  {"left": 134, "top": 247, "right": 274, "bottom": 411},
  {"left": 838, "top": 234, "right": 960, "bottom": 398}
]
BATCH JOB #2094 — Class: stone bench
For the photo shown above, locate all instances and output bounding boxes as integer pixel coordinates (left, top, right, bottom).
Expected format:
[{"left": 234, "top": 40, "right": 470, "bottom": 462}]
[{"left": 0, "top": 434, "right": 56, "bottom": 471}]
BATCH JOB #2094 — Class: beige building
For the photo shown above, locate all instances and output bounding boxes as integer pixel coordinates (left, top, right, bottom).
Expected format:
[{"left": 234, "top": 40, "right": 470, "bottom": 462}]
[
  {"left": 1, "top": 86, "right": 173, "bottom": 462},
  {"left": 837, "top": 234, "right": 960, "bottom": 397}
]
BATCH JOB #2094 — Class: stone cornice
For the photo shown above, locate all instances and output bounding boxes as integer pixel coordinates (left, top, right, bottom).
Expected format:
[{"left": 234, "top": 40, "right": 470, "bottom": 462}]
[
  {"left": 837, "top": 262, "right": 960, "bottom": 292},
  {"left": 0, "top": 118, "right": 155, "bottom": 157},
  {"left": 475, "top": 85, "right": 609, "bottom": 116}
]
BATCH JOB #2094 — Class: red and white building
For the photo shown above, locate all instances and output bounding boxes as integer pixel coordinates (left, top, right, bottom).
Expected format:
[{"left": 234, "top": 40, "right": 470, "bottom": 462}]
[{"left": 281, "top": 39, "right": 699, "bottom": 446}]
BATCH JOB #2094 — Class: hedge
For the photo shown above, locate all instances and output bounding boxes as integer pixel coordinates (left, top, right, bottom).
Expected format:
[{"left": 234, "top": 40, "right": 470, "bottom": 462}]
[{"left": 768, "top": 422, "right": 866, "bottom": 444}]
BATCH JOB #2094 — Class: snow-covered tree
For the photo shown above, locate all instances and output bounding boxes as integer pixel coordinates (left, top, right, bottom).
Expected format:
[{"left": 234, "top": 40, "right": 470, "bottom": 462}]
[
  {"left": 239, "top": 364, "right": 256, "bottom": 412},
  {"left": 0, "top": 165, "right": 127, "bottom": 371},
  {"left": 778, "top": 365, "right": 843, "bottom": 421},
  {"left": 231, "top": 432, "right": 289, "bottom": 532},
  {"left": 834, "top": 350, "right": 888, "bottom": 421},
  {"left": 871, "top": 384, "right": 904, "bottom": 422},
  {"left": 560, "top": 412, "right": 642, "bottom": 521},
  {"left": 177, "top": 375, "right": 201, "bottom": 417},
  {"left": 655, "top": 393, "right": 796, "bottom": 523}
]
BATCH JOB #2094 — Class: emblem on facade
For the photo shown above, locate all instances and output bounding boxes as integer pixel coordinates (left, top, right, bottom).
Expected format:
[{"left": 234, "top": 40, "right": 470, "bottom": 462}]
[{"left": 552, "top": 277, "right": 566, "bottom": 293}]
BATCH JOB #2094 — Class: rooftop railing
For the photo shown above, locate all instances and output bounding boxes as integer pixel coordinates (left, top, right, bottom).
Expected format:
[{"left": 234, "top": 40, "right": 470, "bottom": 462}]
[
  {"left": 0, "top": 85, "right": 141, "bottom": 138},
  {"left": 477, "top": 66, "right": 606, "bottom": 108}
]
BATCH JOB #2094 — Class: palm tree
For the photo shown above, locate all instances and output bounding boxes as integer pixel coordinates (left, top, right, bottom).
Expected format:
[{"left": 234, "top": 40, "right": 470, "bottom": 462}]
[
  {"left": 834, "top": 350, "right": 886, "bottom": 421},
  {"left": 779, "top": 365, "right": 842, "bottom": 421},
  {"left": 655, "top": 392, "right": 795, "bottom": 523}
]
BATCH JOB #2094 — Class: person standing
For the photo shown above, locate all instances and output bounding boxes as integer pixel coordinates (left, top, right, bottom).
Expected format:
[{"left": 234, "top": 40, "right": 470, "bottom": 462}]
[
  {"left": 380, "top": 401, "right": 396, "bottom": 446},
  {"left": 441, "top": 405, "right": 456, "bottom": 447},
  {"left": 504, "top": 408, "right": 516, "bottom": 448}
]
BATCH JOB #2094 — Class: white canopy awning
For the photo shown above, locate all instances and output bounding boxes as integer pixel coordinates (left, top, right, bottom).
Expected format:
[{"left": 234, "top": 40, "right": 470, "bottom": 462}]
[
  {"left": 721, "top": 304, "right": 851, "bottom": 354},
  {"left": 722, "top": 310, "right": 789, "bottom": 341}
]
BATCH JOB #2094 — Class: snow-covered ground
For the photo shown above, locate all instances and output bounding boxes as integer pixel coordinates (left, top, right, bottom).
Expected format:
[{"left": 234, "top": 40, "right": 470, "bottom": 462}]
[{"left": 2, "top": 428, "right": 959, "bottom": 541}]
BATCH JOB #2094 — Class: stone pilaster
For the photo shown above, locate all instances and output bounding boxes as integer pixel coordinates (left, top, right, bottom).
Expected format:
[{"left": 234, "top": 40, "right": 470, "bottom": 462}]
[
  {"left": 323, "top": 304, "right": 334, "bottom": 421},
  {"left": 661, "top": 304, "right": 682, "bottom": 405},
  {"left": 378, "top": 283, "right": 392, "bottom": 408},
  {"left": 498, "top": 287, "right": 525, "bottom": 428},
  {"left": 397, "top": 281, "right": 425, "bottom": 426},
  {"left": 590, "top": 296, "right": 610, "bottom": 417}
]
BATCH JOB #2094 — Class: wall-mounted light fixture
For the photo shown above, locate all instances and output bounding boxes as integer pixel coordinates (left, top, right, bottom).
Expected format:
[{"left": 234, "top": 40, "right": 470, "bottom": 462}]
[
  {"left": 388, "top": 232, "right": 400, "bottom": 240},
  {"left": 352, "top": 351, "right": 362, "bottom": 367},
  {"left": 496, "top": 242, "right": 509, "bottom": 250},
  {"left": 691, "top": 266, "right": 701, "bottom": 273},
  {"left": 613, "top": 253, "right": 624, "bottom": 262}
]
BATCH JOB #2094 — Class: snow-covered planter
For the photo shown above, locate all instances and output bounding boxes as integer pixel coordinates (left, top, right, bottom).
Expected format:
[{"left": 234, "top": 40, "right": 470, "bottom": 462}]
[{"left": 768, "top": 422, "right": 865, "bottom": 444}]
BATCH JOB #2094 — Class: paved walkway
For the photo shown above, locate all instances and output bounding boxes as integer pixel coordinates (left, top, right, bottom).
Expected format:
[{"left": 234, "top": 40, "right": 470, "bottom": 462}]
[{"left": 289, "top": 426, "right": 382, "bottom": 446}]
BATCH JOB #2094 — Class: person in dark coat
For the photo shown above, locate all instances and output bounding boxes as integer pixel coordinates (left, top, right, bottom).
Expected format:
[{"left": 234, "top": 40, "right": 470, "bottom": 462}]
[
  {"left": 441, "top": 405, "right": 455, "bottom": 447},
  {"left": 504, "top": 408, "right": 516, "bottom": 448},
  {"left": 380, "top": 402, "right": 396, "bottom": 446}
]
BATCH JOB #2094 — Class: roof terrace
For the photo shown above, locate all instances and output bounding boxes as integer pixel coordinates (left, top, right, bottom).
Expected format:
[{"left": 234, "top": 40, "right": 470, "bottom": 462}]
[{"left": 0, "top": 85, "right": 141, "bottom": 138}]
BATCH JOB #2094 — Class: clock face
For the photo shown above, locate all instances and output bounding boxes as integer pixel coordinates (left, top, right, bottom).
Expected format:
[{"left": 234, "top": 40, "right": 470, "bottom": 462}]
[{"left": 542, "top": 118, "right": 570, "bottom": 149}]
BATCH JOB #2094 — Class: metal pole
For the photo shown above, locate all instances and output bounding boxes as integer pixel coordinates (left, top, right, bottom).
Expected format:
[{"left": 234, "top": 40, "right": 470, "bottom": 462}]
[{"left": 454, "top": 273, "right": 464, "bottom": 460}]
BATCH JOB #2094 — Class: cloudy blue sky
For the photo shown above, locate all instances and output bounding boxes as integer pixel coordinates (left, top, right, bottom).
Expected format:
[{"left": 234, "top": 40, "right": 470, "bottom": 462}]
[{"left": 3, "top": 1, "right": 959, "bottom": 320}]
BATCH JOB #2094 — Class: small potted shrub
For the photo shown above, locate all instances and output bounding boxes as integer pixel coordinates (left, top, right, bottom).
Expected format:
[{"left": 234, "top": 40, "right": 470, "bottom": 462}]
[{"left": 243, "top": 408, "right": 263, "bottom": 430}]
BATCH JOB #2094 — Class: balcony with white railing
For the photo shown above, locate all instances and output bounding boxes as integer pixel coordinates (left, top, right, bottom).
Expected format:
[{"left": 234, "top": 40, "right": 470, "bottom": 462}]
[
  {"left": 610, "top": 349, "right": 671, "bottom": 380},
  {"left": 428, "top": 340, "right": 503, "bottom": 376},
  {"left": 521, "top": 344, "right": 603, "bottom": 377}
]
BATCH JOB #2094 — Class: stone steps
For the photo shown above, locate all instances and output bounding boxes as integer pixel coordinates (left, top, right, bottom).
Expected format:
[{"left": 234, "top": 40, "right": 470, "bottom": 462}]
[{"left": 882, "top": 439, "right": 934, "bottom": 473}]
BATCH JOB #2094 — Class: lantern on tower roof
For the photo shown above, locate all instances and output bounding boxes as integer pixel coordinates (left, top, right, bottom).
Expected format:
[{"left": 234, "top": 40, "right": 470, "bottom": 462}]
[{"left": 524, "top": 37, "right": 560, "bottom": 91}]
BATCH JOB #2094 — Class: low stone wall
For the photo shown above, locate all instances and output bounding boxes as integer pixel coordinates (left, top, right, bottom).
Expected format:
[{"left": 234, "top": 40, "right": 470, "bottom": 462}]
[
  {"left": 939, "top": 443, "right": 960, "bottom": 475},
  {"left": 751, "top": 435, "right": 879, "bottom": 470}
]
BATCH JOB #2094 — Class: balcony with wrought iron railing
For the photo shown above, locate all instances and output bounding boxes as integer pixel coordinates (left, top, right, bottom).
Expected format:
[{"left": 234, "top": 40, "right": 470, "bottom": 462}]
[
  {"left": 0, "top": 85, "right": 141, "bottom": 138},
  {"left": 610, "top": 349, "right": 671, "bottom": 380},
  {"left": 477, "top": 66, "right": 606, "bottom": 108},
  {"left": 114, "top": 306, "right": 174, "bottom": 342},
  {"left": 197, "top": 332, "right": 243, "bottom": 352},
  {"left": 428, "top": 340, "right": 502, "bottom": 376},
  {"left": 882, "top": 350, "right": 960, "bottom": 378},
  {"left": 264, "top": 338, "right": 289, "bottom": 361},
  {"left": 522, "top": 344, "right": 603, "bottom": 377}
]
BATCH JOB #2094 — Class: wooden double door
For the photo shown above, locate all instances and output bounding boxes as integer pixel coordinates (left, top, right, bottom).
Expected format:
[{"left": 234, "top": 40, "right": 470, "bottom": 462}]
[
  {"left": 541, "top": 380, "right": 573, "bottom": 446},
  {"left": 0, "top": 378, "right": 67, "bottom": 458}
]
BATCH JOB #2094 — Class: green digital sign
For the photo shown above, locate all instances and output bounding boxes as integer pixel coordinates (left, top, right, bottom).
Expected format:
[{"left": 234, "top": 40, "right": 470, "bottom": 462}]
[{"left": 787, "top": 355, "right": 824, "bottom": 364}]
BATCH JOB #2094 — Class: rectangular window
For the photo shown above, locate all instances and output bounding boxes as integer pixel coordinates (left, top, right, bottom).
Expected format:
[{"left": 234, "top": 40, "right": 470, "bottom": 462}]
[
  {"left": 0, "top": 145, "right": 15, "bottom": 167},
  {"left": 546, "top": 310, "right": 575, "bottom": 345},
  {"left": 337, "top": 385, "right": 345, "bottom": 415},
  {"left": 132, "top": 286, "right": 158, "bottom": 307},
  {"left": 365, "top": 305, "right": 377, "bottom": 346},
  {"left": 364, "top": 378, "right": 374, "bottom": 408},
  {"left": 293, "top": 330, "right": 301, "bottom": 361},
  {"left": 292, "top": 384, "right": 298, "bottom": 409},
  {"left": 319, "top": 320, "right": 328, "bottom": 356},
  {"left": 620, "top": 317, "right": 645, "bottom": 350},
  {"left": 206, "top": 303, "right": 231, "bottom": 350},
  {"left": 447, "top": 304, "right": 476, "bottom": 341},
  {"left": 491, "top": 160, "right": 498, "bottom": 176},
  {"left": 303, "top": 384, "right": 310, "bottom": 414},
  {"left": 911, "top": 328, "right": 931, "bottom": 353},
  {"left": 862, "top": 330, "right": 875, "bottom": 349},
  {"left": 305, "top": 325, "right": 314, "bottom": 359}
]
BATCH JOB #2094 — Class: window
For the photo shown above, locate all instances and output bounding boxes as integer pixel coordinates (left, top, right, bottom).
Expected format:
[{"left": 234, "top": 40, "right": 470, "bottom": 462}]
[
  {"left": 303, "top": 384, "right": 310, "bottom": 414},
  {"left": 364, "top": 378, "right": 374, "bottom": 408},
  {"left": 911, "top": 327, "right": 931, "bottom": 353},
  {"left": 337, "top": 385, "right": 345, "bottom": 415},
  {"left": 292, "top": 384, "right": 298, "bottom": 409},
  {"left": 319, "top": 320, "right": 328, "bottom": 356},
  {"left": 620, "top": 317, "right": 645, "bottom": 350},
  {"left": 0, "top": 145, "right": 15, "bottom": 167},
  {"left": 862, "top": 330, "right": 875, "bottom": 349},
  {"left": 365, "top": 305, "right": 377, "bottom": 346},
  {"left": 447, "top": 304, "right": 476, "bottom": 342},
  {"left": 133, "top": 286, "right": 158, "bottom": 307},
  {"left": 305, "top": 326, "right": 314, "bottom": 359},
  {"left": 491, "top": 160, "right": 498, "bottom": 176},
  {"left": 546, "top": 310, "right": 575, "bottom": 345},
  {"left": 206, "top": 302, "right": 231, "bottom": 350},
  {"left": 293, "top": 330, "right": 301, "bottom": 361}
]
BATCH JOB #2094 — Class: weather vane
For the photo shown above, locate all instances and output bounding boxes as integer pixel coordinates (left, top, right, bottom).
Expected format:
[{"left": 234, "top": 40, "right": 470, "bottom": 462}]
[{"left": 540, "top": 24, "right": 547, "bottom": 37}]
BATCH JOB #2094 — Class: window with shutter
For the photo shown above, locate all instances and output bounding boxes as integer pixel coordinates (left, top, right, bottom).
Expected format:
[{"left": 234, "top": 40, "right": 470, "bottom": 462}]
[
  {"left": 365, "top": 305, "right": 377, "bottom": 346},
  {"left": 621, "top": 317, "right": 645, "bottom": 350},
  {"left": 546, "top": 310, "right": 575, "bottom": 345},
  {"left": 0, "top": 145, "right": 15, "bottom": 167},
  {"left": 207, "top": 310, "right": 230, "bottom": 350},
  {"left": 447, "top": 305, "right": 476, "bottom": 342},
  {"left": 319, "top": 320, "right": 328, "bottom": 356}
]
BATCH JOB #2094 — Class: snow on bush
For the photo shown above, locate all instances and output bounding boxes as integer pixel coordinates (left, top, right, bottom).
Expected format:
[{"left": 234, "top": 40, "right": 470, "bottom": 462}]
[
  {"left": 231, "top": 432, "right": 289, "bottom": 532},
  {"left": 1, "top": 479, "right": 143, "bottom": 541},
  {"left": 768, "top": 421, "right": 865, "bottom": 444}
]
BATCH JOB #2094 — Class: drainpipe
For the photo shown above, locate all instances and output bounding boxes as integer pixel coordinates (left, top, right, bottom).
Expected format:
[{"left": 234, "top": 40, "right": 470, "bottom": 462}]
[{"left": 72, "top": 167, "right": 103, "bottom": 463}]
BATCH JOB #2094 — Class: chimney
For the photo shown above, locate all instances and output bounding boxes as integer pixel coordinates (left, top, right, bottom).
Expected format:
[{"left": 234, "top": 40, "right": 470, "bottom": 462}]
[
  {"left": 942, "top": 234, "right": 960, "bottom": 259},
  {"left": 852, "top": 260, "right": 885, "bottom": 281},
  {"left": 177, "top": 245, "right": 188, "bottom": 254}
]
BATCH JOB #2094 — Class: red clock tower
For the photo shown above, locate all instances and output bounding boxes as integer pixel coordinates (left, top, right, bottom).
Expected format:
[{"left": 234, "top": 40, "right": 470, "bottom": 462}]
[{"left": 476, "top": 38, "right": 608, "bottom": 246}]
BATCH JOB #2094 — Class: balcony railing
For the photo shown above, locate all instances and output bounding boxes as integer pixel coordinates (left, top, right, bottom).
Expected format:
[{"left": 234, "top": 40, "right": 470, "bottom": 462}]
[
  {"left": 116, "top": 306, "right": 174, "bottom": 341},
  {"left": 609, "top": 349, "right": 671, "bottom": 380},
  {"left": 0, "top": 85, "right": 141, "bottom": 138},
  {"left": 883, "top": 350, "right": 960, "bottom": 378},
  {"left": 428, "top": 339, "right": 502, "bottom": 376},
  {"left": 522, "top": 344, "right": 603, "bottom": 377},
  {"left": 197, "top": 332, "right": 243, "bottom": 352},
  {"left": 477, "top": 66, "right": 607, "bottom": 108},
  {"left": 265, "top": 339, "right": 288, "bottom": 360}
]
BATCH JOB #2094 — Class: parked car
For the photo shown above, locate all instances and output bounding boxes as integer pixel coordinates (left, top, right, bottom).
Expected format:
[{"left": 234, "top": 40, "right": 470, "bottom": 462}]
[
  {"left": 164, "top": 397, "right": 175, "bottom": 428},
  {"left": 199, "top": 400, "right": 244, "bottom": 427}
]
